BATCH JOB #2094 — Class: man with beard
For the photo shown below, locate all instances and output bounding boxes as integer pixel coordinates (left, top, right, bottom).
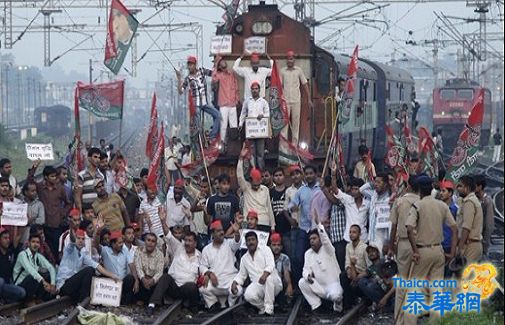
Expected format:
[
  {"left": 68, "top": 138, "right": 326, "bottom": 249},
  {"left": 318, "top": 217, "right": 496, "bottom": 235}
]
[
  {"left": 456, "top": 175, "right": 483, "bottom": 264},
  {"left": 92, "top": 179, "right": 129, "bottom": 232},
  {"left": 57, "top": 228, "right": 118, "bottom": 303},
  {"left": 75, "top": 147, "right": 104, "bottom": 210},
  {"left": 299, "top": 223, "right": 343, "bottom": 313},
  {"left": 230, "top": 231, "right": 282, "bottom": 316},
  {"left": 148, "top": 231, "right": 201, "bottom": 312},
  {"left": 233, "top": 52, "right": 273, "bottom": 101},
  {"left": 27, "top": 161, "right": 71, "bottom": 260},
  {"left": 165, "top": 179, "right": 192, "bottom": 232},
  {"left": 134, "top": 232, "right": 164, "bottom": 310},
  {"left": 199, "top": 219, "right": 241, "bottom": 310}
]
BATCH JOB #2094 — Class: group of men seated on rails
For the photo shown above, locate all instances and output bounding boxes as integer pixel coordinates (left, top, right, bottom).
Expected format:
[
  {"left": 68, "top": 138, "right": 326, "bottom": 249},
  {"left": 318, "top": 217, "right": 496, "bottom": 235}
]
[{"left": 0, "top": 136, "right": 494, "bottom": 323}]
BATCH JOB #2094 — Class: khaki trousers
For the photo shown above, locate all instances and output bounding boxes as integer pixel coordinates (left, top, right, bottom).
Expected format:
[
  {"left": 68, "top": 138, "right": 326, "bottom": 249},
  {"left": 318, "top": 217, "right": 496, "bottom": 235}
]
[
  {"left": 462, "top": 241, "right": 482, "bottom": 264},
  {"left": 280, "top": 101, "right": 301, "bottom": 144},
  {"left": 394, "top": 239, "right": 413, "bottom": 322}
]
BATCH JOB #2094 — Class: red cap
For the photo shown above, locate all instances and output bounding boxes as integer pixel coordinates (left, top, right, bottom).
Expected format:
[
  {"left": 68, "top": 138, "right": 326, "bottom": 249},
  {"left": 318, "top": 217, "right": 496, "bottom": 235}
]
[
  {"left": 247, "top": 210, "right": 258, "bottom": 219},
  {"left": 110, "top": 231, "right": 122, "bottom": 241},
  {"left": 288, "top": 164, "right": 302, "bottom": 174},
  {"left": 187, "top": 56, "right": 197, "bottom": 64},
  {"left": 286, "top": 50, "right": 295, "bottom": 58},
  {"left": 440, "top": 180, "right": 455, "bottom": 190},
  {"left": 270, "top": 232, "right": 282, "bottom": 243},
  {"left": 210, "top": 219, "right": 223, "bottom": 230},
  {"left": 250, "top": 81, "right": 260, "bottom": 89},
  {"left": 175, "top": 179, "right": 185, "bottom": 187},
  {"left": 130, "top": 222, "right": 140, "bottom": 230},
  {"left": 69, "top": 208, "right": 81, "bottom": 217},
  {"left": 0, "top": 227, "right": 7, "bottom": 235},
  {"left": 75, "top": 229, "right": 86, "bottom": 237},
  {"left": 250, "top": 53, "right": 260, "bottom": 62},
  {"left": 250, "top": 168, "right": 262, "bottom": 182}
]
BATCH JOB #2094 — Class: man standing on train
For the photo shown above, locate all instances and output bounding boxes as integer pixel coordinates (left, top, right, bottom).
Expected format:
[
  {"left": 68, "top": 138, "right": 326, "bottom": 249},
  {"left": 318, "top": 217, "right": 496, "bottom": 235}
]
[
  {"left": 233, "top": 52, "right": 273, "bottom": 101},
  {"left": 280, "top": 50, "right": 312, "bottom": 146}
]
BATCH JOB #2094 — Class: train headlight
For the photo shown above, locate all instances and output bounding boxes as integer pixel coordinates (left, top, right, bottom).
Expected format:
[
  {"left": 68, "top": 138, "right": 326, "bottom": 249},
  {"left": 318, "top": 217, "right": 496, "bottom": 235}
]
[
  {"left": 300, "top": 142, "right": 308, "bottom": 150},
  {"left": 441, "top": 112, "right": 445, "bottom": 116},
  {"left": 252, "top": 21, "right": 273, "bottom": 35}
]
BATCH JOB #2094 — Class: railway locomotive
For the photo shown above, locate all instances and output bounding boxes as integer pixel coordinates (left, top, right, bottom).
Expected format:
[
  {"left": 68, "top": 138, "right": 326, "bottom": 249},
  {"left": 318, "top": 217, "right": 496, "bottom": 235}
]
[
  {"left": 433, "top": 78, "right": 492, "bottom": 154},
  {"left": 209, "top": 2, "right": 416, "bottom": 175}
]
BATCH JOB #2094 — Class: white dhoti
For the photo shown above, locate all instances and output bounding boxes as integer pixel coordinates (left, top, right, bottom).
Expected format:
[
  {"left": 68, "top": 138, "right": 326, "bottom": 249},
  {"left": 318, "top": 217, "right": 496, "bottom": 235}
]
[
  {"left": 298, "top": 278, "right": 343, "bottom": 310},
  {"left": 230, "top": 277, "right": 282, "bottom": 314},
  {"left": 200, "top": 280, "right": 238, "bottom": 308}
]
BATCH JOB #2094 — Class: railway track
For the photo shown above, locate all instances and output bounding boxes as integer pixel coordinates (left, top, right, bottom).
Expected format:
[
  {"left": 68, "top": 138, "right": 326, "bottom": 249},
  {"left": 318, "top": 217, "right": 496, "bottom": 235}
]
[{"left": 150, "top": 297, "right": 367, "bottom": 325}]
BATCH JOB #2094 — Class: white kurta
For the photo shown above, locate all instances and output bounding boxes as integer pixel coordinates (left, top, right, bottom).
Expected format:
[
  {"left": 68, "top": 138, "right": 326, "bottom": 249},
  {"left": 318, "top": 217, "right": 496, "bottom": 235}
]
[
  {"left": 300, "top": 224, "right": 343, "bottom": 310},
  {"left": 335, "top": 189, "right": 370, "bottom": 242},
  {"left": 231, "top": 245, "right": 282, "bottom": 314},
  {"left": 166, "top": 231, "right": 201, "bottom": 286},
  {"left": 199, "top": 238, "right": 241, "bottom": 308}
]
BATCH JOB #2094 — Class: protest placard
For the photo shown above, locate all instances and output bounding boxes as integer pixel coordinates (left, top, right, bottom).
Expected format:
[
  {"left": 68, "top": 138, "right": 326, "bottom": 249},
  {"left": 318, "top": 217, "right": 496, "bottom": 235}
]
[
  {"left": 240, "top": 230, "right": 270, "bottom": 249},
  {"left": 245, "top": 117, "right": 271, "bottom": 139},
  {"left": 25, "top": 143, "right": 54, "bottom": 161},
  {"left": 90, "top": 277, "right": 122, "bottom": 307},
  {"left": 244, "top": 37, "right": 266, "bottom": 54},
  {"left": 210, "top": 35, "right": 232, "bottom": 54},
  {"left": 0, "top": 202, "right": 28, "bottom": 226},
  {"left": 375, "top": 201, "right": 391, "bottom": 230}
]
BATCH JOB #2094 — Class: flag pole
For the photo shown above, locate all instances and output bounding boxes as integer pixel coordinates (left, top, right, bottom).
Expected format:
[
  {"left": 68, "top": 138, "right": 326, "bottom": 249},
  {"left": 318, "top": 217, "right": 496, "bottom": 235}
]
[
  {"left": 118, "top": 118, "right": 123, "bottom": 148},
  {"left": 88, "top": 59, "right": 93, "bottom": 144},
  {"left": 198, "top": 133, "right": 213, "bottom": 196}
]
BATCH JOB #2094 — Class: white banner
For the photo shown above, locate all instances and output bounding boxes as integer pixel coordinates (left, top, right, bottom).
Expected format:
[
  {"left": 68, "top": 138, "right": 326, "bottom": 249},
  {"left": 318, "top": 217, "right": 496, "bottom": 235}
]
[
  {"left": 240, "top": 230, "right": 270, "bottom": 249},
  {"left": 90, "top": 277, "right": 122, "bottom": 307},
  {"left": 1, "top": 202, "right": 28, "bottom": 226},
  {"left": 245, "top": 117, "right": 271, "bottom": 139},
  {"left": 244, "top": 37, "right": 266, "bottom": 54},
  {"left": 25, "top": 143, "right": 54, "bottom": 161},
  {"left": 210, "top": 35, "right": 232, "bottom": 54}
]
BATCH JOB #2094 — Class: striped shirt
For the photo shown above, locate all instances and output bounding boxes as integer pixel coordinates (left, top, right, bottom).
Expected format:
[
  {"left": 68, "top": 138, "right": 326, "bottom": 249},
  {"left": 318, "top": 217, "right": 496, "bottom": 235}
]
[
  {"left": 330, "top": 200, "right": 347, "bottom": 243},
  {"left": 77, "top": 168, "right": 104, "bottom": 206},
  {"left": 140, "top": 197, "right": 164, "bottom": 238}
]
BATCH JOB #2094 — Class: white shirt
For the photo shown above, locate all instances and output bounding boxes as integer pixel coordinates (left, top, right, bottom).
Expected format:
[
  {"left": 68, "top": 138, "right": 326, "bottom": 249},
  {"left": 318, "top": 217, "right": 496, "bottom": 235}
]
[
  {"left": 165, "top": 187, "right": 191, "bottom": 228},
  {"left": 302, "top": 224, "right": 341, "bottom": 286},
  {"left": 335, "top": 189, "right": 370, "bottom": 242},
  {"left": 234, "top": 245, "right": 281, "bottom": 286},
  {"left": 140, "top": 197, "right": 164, "bottom": 238},
  {"left": 167, "top": 236, "right": 201, "bottom": 286},
  {"left": 200, "top": 238, "right": 241, "bottom": 288},
  {"left": 285, "top": 184, "right": 301, "bottom": 223},
  {"left": 164, "top": 146, "right": 178, "bottom": 171},
  {"left": 233, "top": 57, "right": 273, "bottom": 100},
  {"left": 163, "top": 227, "right": 184, "bottom": 267},
  {"left": 238, "top": 97, "right": 270, "bottom": 128}
]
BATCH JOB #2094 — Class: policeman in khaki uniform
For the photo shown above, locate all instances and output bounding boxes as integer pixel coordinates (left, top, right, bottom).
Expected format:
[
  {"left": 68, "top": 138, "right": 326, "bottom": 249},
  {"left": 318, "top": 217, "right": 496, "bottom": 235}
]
[
  {"left": 388, "top": 175, "right": 419, "bottom": 321},
  {"left": 404, "top": 175, "right": 458, "bottom": 325},
  {"left": 456, "top": 175, "right": 483, "bottom": 263}
]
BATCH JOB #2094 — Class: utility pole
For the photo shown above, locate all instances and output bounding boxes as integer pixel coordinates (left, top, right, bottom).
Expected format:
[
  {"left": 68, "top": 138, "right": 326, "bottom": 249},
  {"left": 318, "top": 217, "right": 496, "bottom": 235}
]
[{"left": 88, "top": 58, "right": 93, "bottom": 143}]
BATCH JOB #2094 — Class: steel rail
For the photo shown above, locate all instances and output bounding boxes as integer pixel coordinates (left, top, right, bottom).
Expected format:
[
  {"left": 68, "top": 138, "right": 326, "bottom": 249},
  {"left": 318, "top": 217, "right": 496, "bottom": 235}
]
[
  {"left": 152, "top": 300, "right": 183, "bottom": 325},
  {"left": 20, "top": 296, "right": 73, "bottom": 324}
]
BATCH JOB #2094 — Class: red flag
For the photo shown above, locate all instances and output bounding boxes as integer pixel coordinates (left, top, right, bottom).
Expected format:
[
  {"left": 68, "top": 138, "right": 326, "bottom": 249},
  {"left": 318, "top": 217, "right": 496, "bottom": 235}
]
[
  {"left": 146, "top": 125, "right": 165, "bottom": 191},
  {"left": 269, "top": 60, "right": 289, "bottom": 136},
  {"left": 73, "top": 87, "right": 84, "bottom": 173},
  {"left": 146, "top": 93, "right": 158, "bottom": 160},
  {"left": 346, "top": 45, "right": 359, "bottom": 94}
]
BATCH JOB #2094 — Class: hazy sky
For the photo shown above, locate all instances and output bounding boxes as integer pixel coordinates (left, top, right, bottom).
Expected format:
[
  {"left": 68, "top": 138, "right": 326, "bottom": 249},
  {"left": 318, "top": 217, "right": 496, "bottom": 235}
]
[{"left": 2, "top": 0, "right": 503, "bottom": 87}]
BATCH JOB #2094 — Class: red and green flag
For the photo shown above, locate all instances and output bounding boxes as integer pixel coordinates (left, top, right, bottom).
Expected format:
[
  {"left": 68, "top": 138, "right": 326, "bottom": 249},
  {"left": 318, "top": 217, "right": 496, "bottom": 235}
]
[
  {"left": 146, "top": 93, "right": 158, "bottom": 160},
  {"left": 445, "top": 88, "right": 485, "bottom": 182},
  {"left": 340, "top": 45, "right": 359, "bottom": 125},
  {"left": 417, "top": 126, "right": 438, "bottom": 177},
  {"left": 104, "top": 0, "right": 139, "bottom": 75},
  {"left": 269, "top": 60, "right": 289, "bottom": 137},
  {"left": 77, "top": 80, "right": 124, "bottom": 120}
]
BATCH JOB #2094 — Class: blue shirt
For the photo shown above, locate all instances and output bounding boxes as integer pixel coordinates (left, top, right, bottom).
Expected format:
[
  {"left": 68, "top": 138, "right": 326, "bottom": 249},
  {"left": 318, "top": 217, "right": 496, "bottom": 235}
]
[
  {"left": 56, "top": 243, "right": 99, "bottom": 289},
  {"left": 100, "top": 245, "right": 132, "bottom": 280},
  {"left": 288, "top": 183, "right": 319, "bottom": 232},
  {"left": 442, "top": 201, "right": 458, "bottom": 252}
]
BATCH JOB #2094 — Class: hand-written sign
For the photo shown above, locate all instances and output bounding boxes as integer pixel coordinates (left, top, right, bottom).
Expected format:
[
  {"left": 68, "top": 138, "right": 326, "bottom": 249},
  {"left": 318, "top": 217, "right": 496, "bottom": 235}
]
[
  {"left": 240, "top": 230, "right": 270, "bottom": 249},
  {"left": 375, "top": 202, "right": 391, "bottom": 229},
  {"left": 245, "top": 117, "right": 271, "bottom": 139},
  {"left": 25, "top": 143, "right": 54, "bottom": 161},
  {"left": 90, "top": 277, "right": 122, "bottom": 307},
  {"left": 244, "top": 37, "right": 266, "bottom": 54},
  {"left": 210, "top": 35, "right": 232, "bottom": 54},
  {"left": 0, "top": 202, "right": 28, "bottom": 226}
]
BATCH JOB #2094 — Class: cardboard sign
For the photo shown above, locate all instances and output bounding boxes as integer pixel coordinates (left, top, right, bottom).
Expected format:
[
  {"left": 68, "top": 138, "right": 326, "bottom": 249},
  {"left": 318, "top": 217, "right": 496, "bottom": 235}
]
[
  {"left": 210, "top": 35, "right": 232, "bottom": 54},
  {"left": 244, "top": 37, "right": 266, "bottom": 54},
  {"left": 240, "top": 230, "right": 270, "bottom": 249},
  {"left": 90, "top": 277, "right": 122, "bottom": 307},
  {"left": 375, "top": 202, "right": 391, "bottom": 229},
  {"left": 245, "top": 117, "right": 271, "bottom": 139},
  {"left": 0, "top": 202, "right": 28, "bottom": 226},
  {"left": 25, "top": 143, "right": 54, "bottom": 161}
]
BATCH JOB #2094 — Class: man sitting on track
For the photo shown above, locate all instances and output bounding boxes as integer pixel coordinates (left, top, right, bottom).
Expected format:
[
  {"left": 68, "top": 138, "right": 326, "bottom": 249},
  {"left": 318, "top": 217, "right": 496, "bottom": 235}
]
[
  {"left": 299, "top": 223, "right": 344, "bottom": 314},
  {"left": 57, "top": 227, "right": 119, "bottom": 303},
  {"left": 230, "top": 231, "right": 283, "bottom": 316},
  {"left": 199, "top": 219, "right": 241, "bottom": 310}
]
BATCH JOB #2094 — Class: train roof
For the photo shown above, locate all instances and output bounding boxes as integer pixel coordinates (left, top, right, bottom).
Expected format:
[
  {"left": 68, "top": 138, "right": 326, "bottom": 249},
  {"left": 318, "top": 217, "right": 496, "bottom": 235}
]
[
  {"left": 438, "top": 78, "right": 481, "bottom": 88},
  {"left": 360, "top": 58, "right": 414, "bottom": 83},
  {"left": 34, "top": 105, "right": 71, "bottom": 113},
  {"left": 334, "top": 54, "right": 377, "bottom": 80}
]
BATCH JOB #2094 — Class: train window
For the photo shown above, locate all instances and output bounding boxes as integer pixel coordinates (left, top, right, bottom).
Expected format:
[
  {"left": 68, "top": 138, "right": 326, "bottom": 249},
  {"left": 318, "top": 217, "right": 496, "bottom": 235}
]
[
  {"left": 386, "top": 83, "right": 391, "bottom": 100},
  {"left": 458, "top": 89, "right": 474, "bottom": 100},
  {"left": 41, "top": 112, "right": 47, "bottom": 123},
  {"left": 315, "top": 58, "right": 330, "bottom": 95},
  {"left": 373, "top": 82, "right": 376, "bottom": 101},
  {"left": 440, "top": 89, "right": 456, "bottom": 100}
]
